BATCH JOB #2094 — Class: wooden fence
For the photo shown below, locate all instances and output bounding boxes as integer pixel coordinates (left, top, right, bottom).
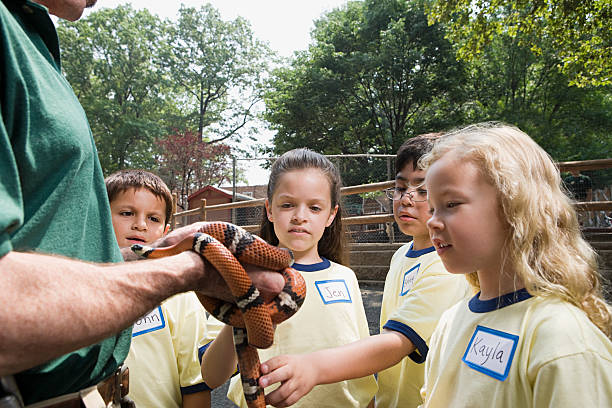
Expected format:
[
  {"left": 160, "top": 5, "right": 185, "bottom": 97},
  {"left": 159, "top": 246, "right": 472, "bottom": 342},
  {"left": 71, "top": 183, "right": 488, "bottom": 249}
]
[{"left": 171, "top": 158, "right": 612, "bottom": 234}]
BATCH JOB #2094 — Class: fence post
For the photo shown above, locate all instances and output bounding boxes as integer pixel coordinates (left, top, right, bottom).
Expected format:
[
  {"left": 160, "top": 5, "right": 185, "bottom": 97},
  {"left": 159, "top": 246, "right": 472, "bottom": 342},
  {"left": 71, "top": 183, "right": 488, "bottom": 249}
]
[
  {"left": 172, "top": 193, "right": 178, "bottom": 230},
  {"left": 232, "top": 157, "right": 237, "bottom": 225},
  {"left": 200, "top": 199, "right": 207, "bottom": 222}
]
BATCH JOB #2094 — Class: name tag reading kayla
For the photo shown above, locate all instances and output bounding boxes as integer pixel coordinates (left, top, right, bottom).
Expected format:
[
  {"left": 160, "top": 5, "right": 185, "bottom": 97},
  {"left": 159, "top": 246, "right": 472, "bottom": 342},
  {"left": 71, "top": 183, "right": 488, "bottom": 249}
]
[
  {"left": 315, "top": 279, "right": 352, "bottom": 304},
  {"left": 400, "top": 264, "right": 420, "bottom": 296},
  {"left": 132, "top": 306, "right": 166, "bottom": 337},
  {"left": 462, "top": 325, "right": 519, "bottom": 381}
]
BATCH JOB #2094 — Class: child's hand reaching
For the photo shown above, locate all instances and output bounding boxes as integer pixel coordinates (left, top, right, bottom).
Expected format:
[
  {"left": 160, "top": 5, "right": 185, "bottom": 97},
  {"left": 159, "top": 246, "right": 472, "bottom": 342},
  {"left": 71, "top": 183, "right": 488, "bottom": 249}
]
[{"left": 259, "top": 354, "right": 318, "bottom": 407}]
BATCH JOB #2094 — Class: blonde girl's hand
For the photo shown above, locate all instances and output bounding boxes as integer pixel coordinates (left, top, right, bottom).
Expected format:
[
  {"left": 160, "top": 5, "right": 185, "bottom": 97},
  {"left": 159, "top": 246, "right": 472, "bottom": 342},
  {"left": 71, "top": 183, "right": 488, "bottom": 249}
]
[{"left": 259, "top": 354, "right": 318, "bottom": 407}]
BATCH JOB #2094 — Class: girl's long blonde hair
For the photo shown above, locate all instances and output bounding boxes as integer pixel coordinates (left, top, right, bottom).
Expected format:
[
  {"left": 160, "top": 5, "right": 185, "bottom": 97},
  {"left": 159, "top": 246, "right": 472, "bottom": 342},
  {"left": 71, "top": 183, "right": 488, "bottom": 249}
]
[{"left": 420, "top": 122, "right": 611, "bottom": 338}]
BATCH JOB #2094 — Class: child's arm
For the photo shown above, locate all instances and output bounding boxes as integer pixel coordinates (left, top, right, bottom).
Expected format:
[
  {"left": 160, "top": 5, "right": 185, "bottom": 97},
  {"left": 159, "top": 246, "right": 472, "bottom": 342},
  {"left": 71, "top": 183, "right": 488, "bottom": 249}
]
[
  {"left": 260, "top": 330, "right": 415, "bottom": 407},
  {"left": 182, "top": 390, "right": 211, "bottom": 408},
  {"left": 201, "top": 324, "right": 238, "bottom": 388}
]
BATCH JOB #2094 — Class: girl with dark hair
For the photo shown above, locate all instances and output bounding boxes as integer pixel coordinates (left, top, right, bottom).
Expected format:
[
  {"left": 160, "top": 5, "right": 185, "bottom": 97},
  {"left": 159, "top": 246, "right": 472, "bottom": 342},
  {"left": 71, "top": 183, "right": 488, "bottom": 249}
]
[{"left": 201, "top": 148, "right": 377, "bottom": 407}]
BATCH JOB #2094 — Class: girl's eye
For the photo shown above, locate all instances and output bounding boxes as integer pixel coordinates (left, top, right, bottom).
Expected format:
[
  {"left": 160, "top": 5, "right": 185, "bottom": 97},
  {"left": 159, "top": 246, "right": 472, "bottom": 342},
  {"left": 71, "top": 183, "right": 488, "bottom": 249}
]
[
  {"left": 280, "top": 203, "right": 292, "bottom": 208},
  {"left": 149, "top": 216, "right": 160, "bottom": 223},
  {"left": 120, "top": 211, "right": 133, "bottom": 216},
  {"left": 447, "top": 202, "right": 459, "bottom": 208},
  {"left": 310, "top": 206, "right": 322, "bottom": 212}
]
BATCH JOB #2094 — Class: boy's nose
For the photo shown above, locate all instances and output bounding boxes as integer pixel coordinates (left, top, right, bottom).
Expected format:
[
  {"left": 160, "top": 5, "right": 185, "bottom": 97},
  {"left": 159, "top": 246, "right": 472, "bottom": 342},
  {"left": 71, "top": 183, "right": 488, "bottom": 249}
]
[
  {"left": 399, "top": 192, "right": 414, "bottom": 207},
  {"left": 132, "top": 217, "right": 147, "bottom": 230}
]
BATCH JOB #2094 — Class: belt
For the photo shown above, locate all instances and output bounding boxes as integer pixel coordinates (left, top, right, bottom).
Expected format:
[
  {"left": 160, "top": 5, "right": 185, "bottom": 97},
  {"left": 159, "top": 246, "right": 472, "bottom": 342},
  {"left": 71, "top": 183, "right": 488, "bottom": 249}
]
[{"left": 25, "top": 366, "right": 132, "bottom": 408}]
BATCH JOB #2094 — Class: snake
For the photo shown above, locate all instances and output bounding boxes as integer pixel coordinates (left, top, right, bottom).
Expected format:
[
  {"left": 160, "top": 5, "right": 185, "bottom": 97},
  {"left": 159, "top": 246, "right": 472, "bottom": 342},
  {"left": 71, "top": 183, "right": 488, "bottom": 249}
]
[{"left": 131, "top": 222, "right": 306, "bottom": 408}]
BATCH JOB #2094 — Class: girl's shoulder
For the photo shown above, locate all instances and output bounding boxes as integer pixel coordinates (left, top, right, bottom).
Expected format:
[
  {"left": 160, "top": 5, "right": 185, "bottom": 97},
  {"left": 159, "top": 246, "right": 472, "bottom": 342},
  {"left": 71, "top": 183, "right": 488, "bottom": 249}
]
[
  {"left": 327, "top": 259, "right": 358, "bottom": 276},
  {"left": 525, "top": 296, "right": 612, "bottom": 361}
]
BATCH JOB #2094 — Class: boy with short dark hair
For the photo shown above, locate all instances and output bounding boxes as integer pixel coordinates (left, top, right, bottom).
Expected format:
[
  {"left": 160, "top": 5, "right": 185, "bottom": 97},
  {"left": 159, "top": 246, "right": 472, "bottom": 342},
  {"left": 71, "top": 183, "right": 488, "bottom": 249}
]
[
  {"left": 256, "top": 134, "right": 472, "bottom": 408},
  {"left": 105, "top": 169, "right": 212, "bottom": 408}
]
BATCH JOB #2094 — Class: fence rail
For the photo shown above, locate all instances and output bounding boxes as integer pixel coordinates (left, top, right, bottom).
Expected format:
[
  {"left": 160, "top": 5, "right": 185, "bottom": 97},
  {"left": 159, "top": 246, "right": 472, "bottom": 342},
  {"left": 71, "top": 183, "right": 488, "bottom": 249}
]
[{"left": 172, "top": 159, "right": 612, "bottom": 240}]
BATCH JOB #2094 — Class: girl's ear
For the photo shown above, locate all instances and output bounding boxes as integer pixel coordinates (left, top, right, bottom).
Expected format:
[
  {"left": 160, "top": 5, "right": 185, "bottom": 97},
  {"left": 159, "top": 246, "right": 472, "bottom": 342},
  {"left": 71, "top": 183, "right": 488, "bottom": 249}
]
[
  {"left": 326, "top": 204, "right": 339, "bottom": 227},
  {"left": 265, "top": 199, "right": 274, "bottom": 222}
]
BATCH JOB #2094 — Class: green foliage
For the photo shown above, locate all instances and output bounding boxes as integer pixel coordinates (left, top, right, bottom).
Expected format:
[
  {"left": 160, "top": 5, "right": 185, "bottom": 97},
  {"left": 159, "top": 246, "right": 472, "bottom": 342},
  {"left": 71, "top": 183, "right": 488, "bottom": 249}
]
[
  {"left": 425, "top": 0, "right": 612, "bottom": 87},
  {"left": 263, "top": 0, "right": 466, "bottom": 169},
  {"left": 58, "top": 4, "right": 271, "bottom": 178},
  {"left": 58, "top": 6, "right": 172, "bottom": 173},
  {"left": 158, "top": 5, "right": 273, "bottom": 144}
]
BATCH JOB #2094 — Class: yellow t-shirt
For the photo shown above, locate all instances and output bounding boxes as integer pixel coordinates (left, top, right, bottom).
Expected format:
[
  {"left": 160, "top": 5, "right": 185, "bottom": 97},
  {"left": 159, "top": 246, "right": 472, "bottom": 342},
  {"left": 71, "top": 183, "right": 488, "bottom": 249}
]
[
  {"left": 421, "top": 290, "right": 612, "bottom": 407},
  {"left": 203, "top": 258, "right": 378, "bottom": 407},
  {"left": 125, "top": 292, "right": 210, "bottom": 408},
  {"left": 376, "top": 242, "right": 471, "bottom": 408}
]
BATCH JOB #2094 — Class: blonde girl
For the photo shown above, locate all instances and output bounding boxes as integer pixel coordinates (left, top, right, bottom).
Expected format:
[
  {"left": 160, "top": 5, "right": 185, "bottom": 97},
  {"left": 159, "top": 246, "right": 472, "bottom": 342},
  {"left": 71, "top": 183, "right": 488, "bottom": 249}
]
[
  {"left": 200, "top": 148, "right": 377, "bottom": 407},
  {"left": 420, "top": 122, "right": 612, "bottom": 407}
]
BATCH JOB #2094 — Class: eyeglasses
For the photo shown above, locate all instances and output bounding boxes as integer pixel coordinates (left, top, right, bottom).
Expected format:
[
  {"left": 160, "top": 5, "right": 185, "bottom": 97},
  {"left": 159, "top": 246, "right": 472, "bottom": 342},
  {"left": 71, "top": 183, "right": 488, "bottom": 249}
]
[{"left": 384, "top": 187, "right": 428, "bottom": 202}]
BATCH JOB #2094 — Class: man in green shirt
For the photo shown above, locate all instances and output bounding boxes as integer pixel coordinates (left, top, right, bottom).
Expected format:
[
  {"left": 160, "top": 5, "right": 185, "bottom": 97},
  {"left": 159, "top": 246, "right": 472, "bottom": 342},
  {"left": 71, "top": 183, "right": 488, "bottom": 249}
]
[{"left": 0, "top": 0, "right": 283, "bottom": 405}]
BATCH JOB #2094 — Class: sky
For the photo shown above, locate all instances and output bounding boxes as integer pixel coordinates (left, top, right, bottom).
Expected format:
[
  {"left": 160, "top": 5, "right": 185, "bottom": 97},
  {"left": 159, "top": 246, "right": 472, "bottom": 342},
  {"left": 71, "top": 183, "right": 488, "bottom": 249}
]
[
  {"left": 84, "top": 0, "right": 350, "bottom": 185},
  {"left": 88, "top": 0, "right": 348, "bottom": 57}
]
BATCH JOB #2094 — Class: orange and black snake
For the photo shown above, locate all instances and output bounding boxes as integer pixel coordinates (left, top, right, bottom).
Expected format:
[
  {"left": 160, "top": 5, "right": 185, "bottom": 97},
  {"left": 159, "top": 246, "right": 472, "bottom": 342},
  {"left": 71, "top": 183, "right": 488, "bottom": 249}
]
[{"left": 132, "top": 222, "right": 306, "bottom": 408}]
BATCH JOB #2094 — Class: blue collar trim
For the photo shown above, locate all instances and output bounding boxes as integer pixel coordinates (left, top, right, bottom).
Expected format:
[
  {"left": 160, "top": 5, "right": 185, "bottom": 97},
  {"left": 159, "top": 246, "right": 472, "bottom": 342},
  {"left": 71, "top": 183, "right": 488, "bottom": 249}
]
[
  {"left": 468, "top": 288, "right": 532, "bottom": 313},
  {"left": 292, "top": 257, "right": 331, "bottom": 272},
  {"left": 405, "top": 242, "right": 435, "bottom": 258}
]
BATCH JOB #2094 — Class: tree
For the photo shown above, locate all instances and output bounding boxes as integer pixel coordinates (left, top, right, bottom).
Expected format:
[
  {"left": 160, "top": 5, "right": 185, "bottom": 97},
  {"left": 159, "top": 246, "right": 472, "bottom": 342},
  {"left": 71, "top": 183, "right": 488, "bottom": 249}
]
[
  {"left": 58, "top": 6, "right": 170, "bottom": 173},
  {"left": 156, "top": 131, "right": 232, "bottom": 209},
  {"left": 425, "top": 0, "right": 612, "bottom": 87},
  {"left": 158, "top": 5, "right": 273, "bottom": 144},
  {"left": 264, "top": 0, "right": 466, "bottom": 162},
  {"left": 445, "top": 22, "right": 612, "bottom": 161}
]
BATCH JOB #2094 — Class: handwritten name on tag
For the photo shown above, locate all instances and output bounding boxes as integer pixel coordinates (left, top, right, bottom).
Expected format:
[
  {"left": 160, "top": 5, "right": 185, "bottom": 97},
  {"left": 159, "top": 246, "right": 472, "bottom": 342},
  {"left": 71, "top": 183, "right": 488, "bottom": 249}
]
[
  {"left": 132, "top": 306, "right": 166, "bottom": 337},
  {"left": 462, "top": 325, "right": 519, "bottom": 381},
  {"left": 315, "top": 279, "right": 352, "bottom": 304},
  {"left": 400, "top": 264, "right": 420, "bottom": 296}
]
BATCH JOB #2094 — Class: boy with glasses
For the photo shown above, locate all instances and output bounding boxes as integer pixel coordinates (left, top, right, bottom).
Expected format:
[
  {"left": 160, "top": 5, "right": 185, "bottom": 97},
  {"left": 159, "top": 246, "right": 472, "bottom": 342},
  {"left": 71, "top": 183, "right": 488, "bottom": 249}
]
[{"left": 256, "top": 134, "right": 472, "bottom": 408}]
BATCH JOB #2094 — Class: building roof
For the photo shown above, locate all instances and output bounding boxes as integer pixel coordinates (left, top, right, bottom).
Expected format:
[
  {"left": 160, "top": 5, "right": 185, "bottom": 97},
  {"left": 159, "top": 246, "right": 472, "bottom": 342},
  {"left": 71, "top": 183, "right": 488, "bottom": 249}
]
[{"left": 187, "top": 185, "right": 255, "bottom": 202}]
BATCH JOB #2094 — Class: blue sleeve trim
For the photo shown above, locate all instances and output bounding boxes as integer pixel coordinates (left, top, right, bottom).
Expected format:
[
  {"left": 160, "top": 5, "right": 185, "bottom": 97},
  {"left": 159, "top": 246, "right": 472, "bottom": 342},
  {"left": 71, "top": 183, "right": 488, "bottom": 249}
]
[
  {"left": 199, "top": 342, "right": 240, "bottom": 380},
  {"left": 181, "top": 382, "right": 212, "bottom": 394},
  {"left": 198, "top": 343, "right": 210, "bottom": 364},
  {"left": 383, "top": 320, "right": 429, "bottom": 364}
]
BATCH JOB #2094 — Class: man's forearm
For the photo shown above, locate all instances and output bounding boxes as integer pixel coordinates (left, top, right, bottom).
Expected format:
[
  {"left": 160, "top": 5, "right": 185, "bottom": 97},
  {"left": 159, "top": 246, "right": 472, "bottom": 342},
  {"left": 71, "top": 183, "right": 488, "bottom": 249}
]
[{"left": 0, "top": 250, "right": 203, "bottom": 375}]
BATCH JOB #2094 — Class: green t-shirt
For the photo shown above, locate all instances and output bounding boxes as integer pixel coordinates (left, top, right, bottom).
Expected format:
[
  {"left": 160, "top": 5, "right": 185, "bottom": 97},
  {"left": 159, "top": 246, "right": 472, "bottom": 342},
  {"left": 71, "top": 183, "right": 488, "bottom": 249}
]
[{"left": 0, "top": 0, "right": 131, "bottom": 403}]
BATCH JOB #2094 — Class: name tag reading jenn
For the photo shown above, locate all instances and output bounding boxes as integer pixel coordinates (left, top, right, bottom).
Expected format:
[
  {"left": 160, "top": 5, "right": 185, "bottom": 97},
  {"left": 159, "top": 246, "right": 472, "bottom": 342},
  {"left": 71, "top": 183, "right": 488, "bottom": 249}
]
[
  {"left": 400, "top": 264, "right": 420, "bottom": 296},
  {"left": 315, "top": 279, "right": 352, "bottom": 304},
  {"left": 462, "top": 325, "right": 519, "bottom": 381},
  {"left": 132, "top": 306, "right": 166, "bottom": 337}
]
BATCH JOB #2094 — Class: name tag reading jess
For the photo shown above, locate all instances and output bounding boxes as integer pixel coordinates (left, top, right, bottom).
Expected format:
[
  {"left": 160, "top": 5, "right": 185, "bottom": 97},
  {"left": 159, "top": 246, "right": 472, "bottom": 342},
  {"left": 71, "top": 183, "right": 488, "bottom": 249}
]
[
  {"left": 400, "top": 264, "right": 420, "bottom": 296},
  {"left": 132, "top": 306, "right": 166, "bottom": 337},
  {"left": 462, "top": 325, "right": 519, "bottom": 381},
  {"left": 315, "top": 279, "right": 352, "bottom": 304}
]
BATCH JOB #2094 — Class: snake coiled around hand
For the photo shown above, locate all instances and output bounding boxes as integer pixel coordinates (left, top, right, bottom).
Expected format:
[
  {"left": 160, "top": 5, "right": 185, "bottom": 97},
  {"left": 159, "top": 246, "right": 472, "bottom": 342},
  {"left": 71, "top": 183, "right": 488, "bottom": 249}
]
[{"left": 131, "top": 222, "right": 306, "bottom": 408}]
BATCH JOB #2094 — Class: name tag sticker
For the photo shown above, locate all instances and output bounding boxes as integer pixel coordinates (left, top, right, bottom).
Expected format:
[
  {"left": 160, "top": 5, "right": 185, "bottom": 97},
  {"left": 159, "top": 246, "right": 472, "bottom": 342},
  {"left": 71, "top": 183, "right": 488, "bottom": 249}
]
[
  {"left": 400, "top": 264, "right": 420, "bottom": 296},
  {"left": 132, "top": 306, "right": 166, "bottom": 337},
  {"left": 462, "top": 325, "right": 519, "bottom": 381},
  {"left": 315, "top": 279, "right": 352, "bottom": 304}
]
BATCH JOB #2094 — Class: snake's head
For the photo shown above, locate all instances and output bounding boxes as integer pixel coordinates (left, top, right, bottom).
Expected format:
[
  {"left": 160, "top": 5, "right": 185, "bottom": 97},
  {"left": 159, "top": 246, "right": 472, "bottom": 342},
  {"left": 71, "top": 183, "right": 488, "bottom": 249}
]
[
  {"left": 131, "top": 244, "right": 155, "bottom": 258},
  {"left": 280, "top": 247, "right": 294, "bottom": 267}
]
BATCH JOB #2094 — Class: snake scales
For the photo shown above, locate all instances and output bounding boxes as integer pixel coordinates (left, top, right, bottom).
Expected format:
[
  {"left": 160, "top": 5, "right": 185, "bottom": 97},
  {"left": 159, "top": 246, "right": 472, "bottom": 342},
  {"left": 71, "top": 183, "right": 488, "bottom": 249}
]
[{"left": 132, "top": 222, "right": 306, "bottom": 408}]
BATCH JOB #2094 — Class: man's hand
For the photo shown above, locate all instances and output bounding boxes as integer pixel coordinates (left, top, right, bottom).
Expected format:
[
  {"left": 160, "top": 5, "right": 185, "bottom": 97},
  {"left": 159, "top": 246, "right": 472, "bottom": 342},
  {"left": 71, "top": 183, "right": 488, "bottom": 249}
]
[
  {"left": 193, "top": 261, "right": 285, "bottom": 303},
  {"left": 125, "top": 222, "right": 286, "bottom": 302}
]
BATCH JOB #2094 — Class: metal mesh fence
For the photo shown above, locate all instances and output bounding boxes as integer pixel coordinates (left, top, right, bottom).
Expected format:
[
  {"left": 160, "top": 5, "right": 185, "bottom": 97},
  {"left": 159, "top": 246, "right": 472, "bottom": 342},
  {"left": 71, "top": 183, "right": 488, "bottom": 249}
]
[
  {"left": 567, "top": 168, "right": 612, "bottom": 228},
  {"left": 173, "top": 156, "right": 612, "bottom": 238}
]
